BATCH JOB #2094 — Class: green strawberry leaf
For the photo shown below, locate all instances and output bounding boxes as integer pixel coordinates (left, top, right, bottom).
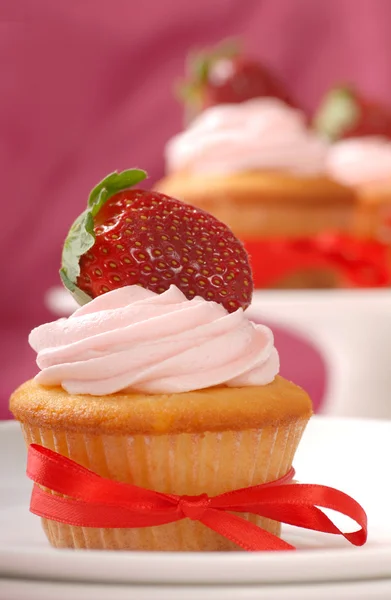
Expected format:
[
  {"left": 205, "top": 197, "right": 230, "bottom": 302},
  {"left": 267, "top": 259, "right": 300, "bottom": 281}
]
[
  {"left": 60, "top": 168, "right": 147, "bottom": 305},
  {"left": 59, "top": 268, "right": 93, "bottom": 306},
  {"left": 313, "top": 86, "right": 360, "bottom": 141},
  {"left": 177, "top": 38, "right": 240, "bottom": 109},
  {"left": 88, "top": 169, "right": 147, "bottom": 208},
  {"left": 190, "top": 51, "right": 210, "bottom": 86},
  {"left": 188, "top": 38, "right": 239, "bottom": 82}
]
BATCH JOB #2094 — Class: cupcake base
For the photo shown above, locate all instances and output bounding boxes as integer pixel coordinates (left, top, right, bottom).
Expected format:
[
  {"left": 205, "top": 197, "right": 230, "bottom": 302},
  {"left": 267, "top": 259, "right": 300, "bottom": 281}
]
[
  {"left": 22, "top": 421, "right": 307, "bottom": 551},
  {"left": 11, "top": 376, "right": 312, "bottom": 551},
  {"left": 353, "top": 184, "right": 391, "bottom": 241}
]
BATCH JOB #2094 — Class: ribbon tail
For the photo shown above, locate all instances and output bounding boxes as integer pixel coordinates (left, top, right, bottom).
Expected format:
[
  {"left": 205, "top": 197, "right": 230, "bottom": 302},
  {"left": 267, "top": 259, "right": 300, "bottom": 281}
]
[
  {"left": 199, "top": 508, "right": 295, "bottom": 552},
  {"left": 230, "top": 484, "right": 367, "bottom": 547}
]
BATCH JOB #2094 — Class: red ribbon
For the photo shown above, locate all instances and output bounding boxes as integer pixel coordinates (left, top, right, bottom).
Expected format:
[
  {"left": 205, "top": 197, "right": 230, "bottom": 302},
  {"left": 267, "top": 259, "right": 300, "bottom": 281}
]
[
  {"left": 243, "top": 234, "right": 391, "bottom": 289},
  {"left": 27, "top": 444, "right": 367, "bottom": 552}
]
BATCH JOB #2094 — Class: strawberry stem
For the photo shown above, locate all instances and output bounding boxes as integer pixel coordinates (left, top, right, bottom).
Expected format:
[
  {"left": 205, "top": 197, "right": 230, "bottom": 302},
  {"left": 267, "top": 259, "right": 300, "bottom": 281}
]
[
  {"left": 176, "top": 38, "right": 240, "bottom": 107},
  {"left": 88, "top": 169, "right": 147, "bottom": 208},
  {"left": 313, "top": 86, "right": 359, "bottom": 141}
]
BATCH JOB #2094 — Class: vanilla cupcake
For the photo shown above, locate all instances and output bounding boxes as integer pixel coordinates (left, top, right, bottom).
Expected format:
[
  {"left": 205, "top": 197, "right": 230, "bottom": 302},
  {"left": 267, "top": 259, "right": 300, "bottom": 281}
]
[
  {"left": 327, "top": 137, "right": 391, "bottom": 240},
  {"left": 155, "top": 99, "right": 356, "bottom": 288},
  {"left": 9, "top": 169, "right": 313, "bottom": 551},
  {"left": 10, "top": 285, "right": 311, "bottom": 551}
]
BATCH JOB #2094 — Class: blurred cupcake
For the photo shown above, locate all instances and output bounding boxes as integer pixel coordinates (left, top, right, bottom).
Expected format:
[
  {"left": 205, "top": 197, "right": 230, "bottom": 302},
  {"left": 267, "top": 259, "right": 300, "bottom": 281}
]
[
  {"left": 10, "top": 170, "right": 312, "bottom": 551},
  {"left": 327, "top": 137, "right": 391, "bottom": 239},
  {"left": 156, "top": 98, "right": 356, "bottom": 289},
  {"left": 315, "top": 86, "right": 391, "bottom": 241}
]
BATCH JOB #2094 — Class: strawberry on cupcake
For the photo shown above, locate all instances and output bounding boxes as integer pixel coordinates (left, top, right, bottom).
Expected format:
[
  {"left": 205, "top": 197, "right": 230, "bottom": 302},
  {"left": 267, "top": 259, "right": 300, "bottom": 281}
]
[
  {"left": 178, "top": 39, "right": 296, "bottom": 122},
  {"left": 60, "top": 169, "right": 252, "bottom": 312}
]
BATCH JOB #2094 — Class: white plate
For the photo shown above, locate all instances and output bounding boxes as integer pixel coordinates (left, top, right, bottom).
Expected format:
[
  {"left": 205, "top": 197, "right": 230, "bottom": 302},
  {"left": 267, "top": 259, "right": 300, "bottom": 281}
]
[
  {"left": 0, "top": 417, "right": 391, "bottom": 586},
  {"left": 249, "top": 289, "right": 391, "bottom": 420},
  {"left": 2, "top": 578, "right": 391, "bottom": 600}
]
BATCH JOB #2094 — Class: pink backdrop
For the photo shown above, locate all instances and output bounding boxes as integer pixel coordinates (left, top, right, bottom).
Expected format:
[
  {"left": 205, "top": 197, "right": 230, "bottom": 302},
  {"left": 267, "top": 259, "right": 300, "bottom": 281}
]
[{"left": 2, "top": 0, "right": 391, "bottom": 416}]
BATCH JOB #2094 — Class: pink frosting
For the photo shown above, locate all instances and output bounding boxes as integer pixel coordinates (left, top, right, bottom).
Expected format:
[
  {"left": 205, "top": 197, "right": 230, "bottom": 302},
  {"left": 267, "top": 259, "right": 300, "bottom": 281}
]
[
  {"left": 327, "top": 137, "right": 391, "bottom": 186},
  {"left": 29, "top": 285, "right": 279, "bottom": 395},
  {"left": 165, "top": 98, "right": 328, "bottom": 176}
]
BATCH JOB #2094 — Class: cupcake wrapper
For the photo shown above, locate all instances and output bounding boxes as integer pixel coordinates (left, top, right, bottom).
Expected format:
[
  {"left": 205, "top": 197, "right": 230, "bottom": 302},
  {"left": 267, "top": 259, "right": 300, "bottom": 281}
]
[{"left": 21, "top": 419, "right": 308, "bottom": 551}]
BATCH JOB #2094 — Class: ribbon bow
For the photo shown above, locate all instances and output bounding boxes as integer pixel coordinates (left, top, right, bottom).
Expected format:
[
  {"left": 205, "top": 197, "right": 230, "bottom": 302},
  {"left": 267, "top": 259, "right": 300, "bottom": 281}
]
[{"left": 27, "top": 444, "right": 367, "bottom": 552}]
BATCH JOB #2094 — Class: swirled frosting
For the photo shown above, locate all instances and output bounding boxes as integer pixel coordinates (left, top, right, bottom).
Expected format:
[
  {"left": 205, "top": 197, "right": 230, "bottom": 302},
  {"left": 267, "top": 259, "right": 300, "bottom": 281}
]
[
  {"left": 29, "top": 285, "right": 279, "bottom": 395},
  {"left": 327, "top": 137, "right": 391, "bottom": 186},
  {"left": 165, "top": 98, "right": 328, "bottom": 176}
]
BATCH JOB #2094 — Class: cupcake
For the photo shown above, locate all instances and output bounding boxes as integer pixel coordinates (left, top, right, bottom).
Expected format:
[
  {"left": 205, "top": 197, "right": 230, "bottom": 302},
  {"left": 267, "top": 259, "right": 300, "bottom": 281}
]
[
  {"left": 155, "top": 98, "right": 356, "bottom": 288},
  {"left": 315, "top": 86, "right": 391, "bottom": 240},
  {"left": 10, "top": 169, "right": 312, "bottom": 551},
  {"left": 327, "top": 137, "right": 391, "bottom": 240}
]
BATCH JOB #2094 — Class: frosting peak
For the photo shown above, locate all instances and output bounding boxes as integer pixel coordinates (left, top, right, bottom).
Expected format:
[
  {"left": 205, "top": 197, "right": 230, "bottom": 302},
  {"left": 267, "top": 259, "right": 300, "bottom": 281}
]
[
  {"left": 29, "top": 285, "right": 279, "bottom": 395},
  {"left": 166, "top": 98, "right": 328, "bottom": 176},
  {"left": 327, "top": 137, "right": 391, "bottom": 186}
]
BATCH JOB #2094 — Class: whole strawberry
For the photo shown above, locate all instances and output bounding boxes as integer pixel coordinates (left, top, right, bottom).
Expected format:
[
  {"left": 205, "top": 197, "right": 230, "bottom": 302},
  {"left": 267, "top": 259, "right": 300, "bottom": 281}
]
[
  {"left": 178, "top": 39, "right": 296, "bottom": 121},
  {"left": 314, "top": 86, "right": 391, "bottom": 141},
  {"left": 61, "top": 170, "right": 253, "bottom": 312}
]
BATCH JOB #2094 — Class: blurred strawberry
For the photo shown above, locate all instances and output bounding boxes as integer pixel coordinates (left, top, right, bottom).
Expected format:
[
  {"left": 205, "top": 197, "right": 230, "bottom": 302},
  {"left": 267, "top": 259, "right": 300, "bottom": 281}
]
[
  {"left": 60, "top": 169, "right": 253, "bottom": 312},
  {"left": 314, "top": 86, "right": 391, "bottom": 141},
  {"left": 178, "top": 39, "right": 296, "bottom": 121}
]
